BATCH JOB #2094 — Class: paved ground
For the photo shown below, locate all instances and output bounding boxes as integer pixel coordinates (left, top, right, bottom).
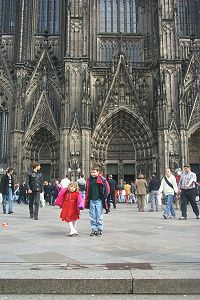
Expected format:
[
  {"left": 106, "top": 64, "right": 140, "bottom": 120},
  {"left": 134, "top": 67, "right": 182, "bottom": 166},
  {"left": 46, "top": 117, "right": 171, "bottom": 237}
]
[
  {"left": 0, "top": 201, "right": 200, "bottom": 294},
  {"left": 0, "top": 294, "right": 199, "bottom": 300}
]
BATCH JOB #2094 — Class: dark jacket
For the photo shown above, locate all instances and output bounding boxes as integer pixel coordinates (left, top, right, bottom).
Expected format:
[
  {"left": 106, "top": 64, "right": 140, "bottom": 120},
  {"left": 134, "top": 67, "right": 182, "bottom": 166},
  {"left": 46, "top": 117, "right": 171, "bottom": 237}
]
[
  {"left": 26, "top": 171, "right": 43, "bottom": 192},
  {"left": 148, "top": 178, "right": 160, "bottom": 192},
  {"left": 85, "top": 175, "right": 109, "bottom": 209},
  {"left": 108, "top": 178, "right": 117, "bottom": 192},
  {"left": 0, "top": 174, "right": 14, "bottom": 195}
]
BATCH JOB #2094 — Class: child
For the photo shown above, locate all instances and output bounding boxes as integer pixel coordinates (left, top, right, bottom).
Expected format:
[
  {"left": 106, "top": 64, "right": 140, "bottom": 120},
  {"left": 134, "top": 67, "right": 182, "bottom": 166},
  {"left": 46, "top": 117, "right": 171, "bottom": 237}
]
[
  {"left": 85, "top": 165, "right": 109, "bottom": 236},
  {"left": 57, "top": 182, "right": 84, "bottom": 236}
]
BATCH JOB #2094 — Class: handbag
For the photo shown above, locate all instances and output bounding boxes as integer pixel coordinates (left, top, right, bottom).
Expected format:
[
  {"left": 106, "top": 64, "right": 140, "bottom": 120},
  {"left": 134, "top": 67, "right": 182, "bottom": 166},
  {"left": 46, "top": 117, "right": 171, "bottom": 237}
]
[{"left": 40, "top": 192, "right": 45, "bottom": 208}]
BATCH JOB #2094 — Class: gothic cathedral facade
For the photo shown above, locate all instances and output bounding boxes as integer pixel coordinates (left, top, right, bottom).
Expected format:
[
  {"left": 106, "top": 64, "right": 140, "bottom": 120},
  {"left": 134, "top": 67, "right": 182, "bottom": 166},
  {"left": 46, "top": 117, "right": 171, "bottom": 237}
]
[{"left": 0, "top": 0, "right": 200, "bottom": 182}]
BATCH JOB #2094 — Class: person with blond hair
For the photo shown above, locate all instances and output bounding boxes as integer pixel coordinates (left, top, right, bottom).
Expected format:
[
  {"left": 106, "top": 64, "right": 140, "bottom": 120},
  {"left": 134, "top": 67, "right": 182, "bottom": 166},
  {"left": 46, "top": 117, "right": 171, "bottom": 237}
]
[
  {"left": 135, "top": 174, "right": 147, "bottom": 212},
  {"left": 57, "top": 182, "right": 84, "bottom": 236}
]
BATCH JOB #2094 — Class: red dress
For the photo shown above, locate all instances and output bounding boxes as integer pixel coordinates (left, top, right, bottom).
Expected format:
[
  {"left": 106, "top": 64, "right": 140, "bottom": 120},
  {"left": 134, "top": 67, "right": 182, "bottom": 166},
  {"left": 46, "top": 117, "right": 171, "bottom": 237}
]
[{"left": 60, "top": 191, "right": 80, "bottom": 222}]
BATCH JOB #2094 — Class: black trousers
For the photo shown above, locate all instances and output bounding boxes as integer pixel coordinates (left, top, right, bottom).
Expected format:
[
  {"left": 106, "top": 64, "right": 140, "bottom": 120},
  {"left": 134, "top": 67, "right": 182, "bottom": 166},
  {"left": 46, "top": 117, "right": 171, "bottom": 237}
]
[
  {"left": 180, "top": 188, "right": 199, "bottom": 218},
  {"left": 108, "top": 191, "right": 116, "bottom": 209},
  {"left": 29, "top": 191, "right": 40, "bottom": 218}
]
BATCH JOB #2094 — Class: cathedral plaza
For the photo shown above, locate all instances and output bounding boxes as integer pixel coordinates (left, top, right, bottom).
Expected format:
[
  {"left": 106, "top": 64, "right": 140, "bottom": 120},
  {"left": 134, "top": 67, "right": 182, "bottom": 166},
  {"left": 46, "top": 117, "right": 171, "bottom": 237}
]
[{"left": 0, "top": 203, "right": 200, "bottom": 296}]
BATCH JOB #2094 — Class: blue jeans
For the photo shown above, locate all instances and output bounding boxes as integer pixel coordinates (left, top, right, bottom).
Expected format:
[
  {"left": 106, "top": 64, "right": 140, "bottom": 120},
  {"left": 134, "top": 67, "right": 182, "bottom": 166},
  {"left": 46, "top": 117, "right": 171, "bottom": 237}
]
[
  {"left": 150, "top": 190, "right": 159, "bottom": 211},
  {"left": 164, "top": 194, "right": 175, "bottom": 217},
  {"left": 89, "top": 199, "right": 103, "bottom": 232},
  {"left": 2, "top": 187, "right": 13, "bottom": 213}
]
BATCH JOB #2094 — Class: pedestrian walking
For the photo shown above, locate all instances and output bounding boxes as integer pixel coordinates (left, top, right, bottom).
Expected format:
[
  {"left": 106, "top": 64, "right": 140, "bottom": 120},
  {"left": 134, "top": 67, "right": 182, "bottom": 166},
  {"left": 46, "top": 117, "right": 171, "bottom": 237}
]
[
  {"left": 135, "top": 174, "right": 148, "bottom": 212},
  {"left": 85, "top": 165, "right": 109, "bottom": 236},
  {"left": 0, "top": 167, "right": 14, "bottom": 214},
  {"left": 179, "top": 165, "right": 199, "bottom": 220},
  {"left": 58, "top": 182, "right": 84, "bottom": 236},
  {"left": 159, "top": 168, "right": 178, "bottom": 219},
  {"left": 107, "top": 174, "right": 117, "bottom": 212},
  {"left": 26, "top": 161, "right": 43, "bottom": 220},
  {"left": 148, "top": 175, "right": 160, "bottom": 212}
]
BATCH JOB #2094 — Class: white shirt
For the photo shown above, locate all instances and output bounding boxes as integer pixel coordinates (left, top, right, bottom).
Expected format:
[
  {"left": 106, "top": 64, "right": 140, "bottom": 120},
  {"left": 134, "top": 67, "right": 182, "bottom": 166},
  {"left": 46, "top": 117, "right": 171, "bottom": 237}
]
[
  {"left": 159, "top": 175, "right": 178, "bottom": 195},
  {"left": 60, "top": 177, "right": 70, "bottom": 188}
]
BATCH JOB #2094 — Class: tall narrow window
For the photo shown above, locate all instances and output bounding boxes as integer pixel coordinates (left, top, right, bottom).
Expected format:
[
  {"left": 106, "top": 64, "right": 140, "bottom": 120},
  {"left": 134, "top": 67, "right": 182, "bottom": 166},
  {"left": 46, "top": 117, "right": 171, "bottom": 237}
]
[
  {"left": 99, "top": 0, "right": 138, "bottom": 34},
  {"left": 178, "top": 0, "right": 200, "bottom": 37},
  {"left": 37, "top": 0, "right": 60, "bottom": 35},
  {"left": 0, "top": 0, "right": 14, "bottom": 34},
  {"left": 0, "top": 93, "right": 9, "bottom": 165}
]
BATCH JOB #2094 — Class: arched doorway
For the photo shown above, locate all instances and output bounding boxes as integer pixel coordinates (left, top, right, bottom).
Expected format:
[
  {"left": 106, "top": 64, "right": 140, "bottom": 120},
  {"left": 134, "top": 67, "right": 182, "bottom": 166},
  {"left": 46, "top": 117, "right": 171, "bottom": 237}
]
[
  {"left": 106, "top": 129, "right": 136, "bottom": 183},
  {"left": 188, "top": 127, "right": 200, "bottom": 181},
  {"left": 92, "top": 109, "right": 154, "bottom": 182},
  {"left": 23, "top": 127, "right": 60, "bottom": 181}
]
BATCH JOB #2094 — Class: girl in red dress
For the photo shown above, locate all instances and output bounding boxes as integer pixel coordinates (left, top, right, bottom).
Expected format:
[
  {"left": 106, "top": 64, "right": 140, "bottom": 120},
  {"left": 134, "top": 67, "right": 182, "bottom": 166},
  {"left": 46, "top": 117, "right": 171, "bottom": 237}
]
[{"left": 60, "top": 183, "right": 84, "bottom": 236}]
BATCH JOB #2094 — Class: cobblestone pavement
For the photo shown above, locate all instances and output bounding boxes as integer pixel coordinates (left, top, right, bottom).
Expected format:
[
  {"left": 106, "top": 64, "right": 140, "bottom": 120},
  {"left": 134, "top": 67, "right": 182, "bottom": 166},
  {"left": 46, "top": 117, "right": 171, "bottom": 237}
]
[{"left": 0, "top": 202, "right": 200, "bottom": 267}]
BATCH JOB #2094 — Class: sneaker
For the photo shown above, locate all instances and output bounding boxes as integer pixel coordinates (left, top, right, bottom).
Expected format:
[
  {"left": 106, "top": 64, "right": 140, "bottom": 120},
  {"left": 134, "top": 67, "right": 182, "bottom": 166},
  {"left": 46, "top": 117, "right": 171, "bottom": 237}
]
[
  {"left": 8, "top": 211, "right": 12, "bottom": 214},
  {"left": 104, "top": 210, "right": 110, "bottom": 214},
  {"left": 179, "top": 216, "right": 187, "bottom": 220},
  {"left": 90, "top": 230, "right": 98, "bottom": 236},
  {"left": 163, "top": 214, "right": 168, "bottom": 219},
  {"left": 30, "top": 214, "right": 33, "bottom": 218},
  {"left": 196, "top": 215, "right": 199, "bottom": 219},
  {"left": 34, "top": 216, "right": 38, "bottom": 220},
  {"left": 97, "top": 230, "right": 103, "bottom": 236}
]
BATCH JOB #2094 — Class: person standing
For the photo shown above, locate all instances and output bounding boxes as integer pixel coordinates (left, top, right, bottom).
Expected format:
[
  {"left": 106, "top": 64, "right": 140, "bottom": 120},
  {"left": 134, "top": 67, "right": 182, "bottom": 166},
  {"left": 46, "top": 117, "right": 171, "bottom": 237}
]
[
  {"left": 159, "top": 168, "right": 178, "bottom": 219},
  {"left": 51, "top": 180, "right": 61, "bottom": 206},
  {"left": 77, "top": 174, "right": 86, "bottom": 199},
  {"left": 148, "top": 175, "right": 160, "bottom": 212},
  {"left": 179, "top": 165, "right": 199, "bottom": 220},
  {"left": 0, "top": 167, "right": 14, "bottom": 214},
  {"left": 58, "top": 182, "right": 84, "bottom": 236},
  {"left": 26, "top": 161, "right": 43, "bottom": 220},
  {"left": 19, "top": 181, "right": 28, "bottom": 204},
  {"left": 135, "top": 174, "right": 148, "bottom": 212},
  {"left": 107, "top": 174, "right": 117, "bottom": 212},
  {"left": 60, "top": 175, "right": 70, "bottom": 189},
  {"left": 85, "top": 165, "right": 109, "bottom": 236}
]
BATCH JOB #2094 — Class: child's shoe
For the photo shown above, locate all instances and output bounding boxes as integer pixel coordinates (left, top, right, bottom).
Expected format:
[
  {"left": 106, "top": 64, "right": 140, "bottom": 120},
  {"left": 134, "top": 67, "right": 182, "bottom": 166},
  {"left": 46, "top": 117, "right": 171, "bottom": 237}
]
[{"left": 90, "top": 230, "right": 97, "bottom": 236}]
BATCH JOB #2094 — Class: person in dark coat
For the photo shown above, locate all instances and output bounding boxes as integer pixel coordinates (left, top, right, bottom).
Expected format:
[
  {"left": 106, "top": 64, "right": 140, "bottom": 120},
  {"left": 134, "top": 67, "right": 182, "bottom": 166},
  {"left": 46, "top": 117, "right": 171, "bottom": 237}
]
[
  {"left": 0, "top": 167, "right": 14, "bottom": 214},
  {"left": 19, "top": 182, "right": 28, "bottom": 204},
  {"left": 148, "top": 174, "right": 160, "bottom": 212},
  {"left": 26, "top": 161, "right": 43, "bottom": 220},
  {"left": 107, "top": 174, "right": 117, "bottom": 212}
]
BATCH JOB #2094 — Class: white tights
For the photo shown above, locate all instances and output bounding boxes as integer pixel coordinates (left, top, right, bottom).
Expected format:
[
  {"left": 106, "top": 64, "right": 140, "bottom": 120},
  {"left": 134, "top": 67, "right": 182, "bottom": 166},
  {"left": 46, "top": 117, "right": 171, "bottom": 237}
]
[{"left": 68, "top": 221, "right": 77, "bottom": 234}]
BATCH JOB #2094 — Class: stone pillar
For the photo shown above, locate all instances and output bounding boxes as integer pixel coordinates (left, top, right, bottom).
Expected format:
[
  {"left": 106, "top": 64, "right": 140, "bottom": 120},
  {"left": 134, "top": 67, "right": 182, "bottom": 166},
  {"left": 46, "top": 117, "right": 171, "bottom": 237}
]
[
  {"left": 81, "top": 129, "right": 91, "bottom": 177},
  {"left": 59, "top": 129, "right": 70, "bottom": 177}
]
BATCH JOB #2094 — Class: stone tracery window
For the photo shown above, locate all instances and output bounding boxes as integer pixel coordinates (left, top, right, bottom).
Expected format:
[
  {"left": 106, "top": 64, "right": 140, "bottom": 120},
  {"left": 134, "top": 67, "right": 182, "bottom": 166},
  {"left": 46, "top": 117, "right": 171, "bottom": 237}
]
[
  {"left": 0, "top": 92, "right": 9, "bottom": 165},
  {"left": 0, "top": 0, "right": 14, "bottom": 34},
  {"left": 99, "top": 0, "right": 138, "bottom": 34},
  {"left": 37, "top": 0, "right": 60, "bottom": 35},
  {"left": 178, "top": 0, "right": 200, "bottom": 37}
]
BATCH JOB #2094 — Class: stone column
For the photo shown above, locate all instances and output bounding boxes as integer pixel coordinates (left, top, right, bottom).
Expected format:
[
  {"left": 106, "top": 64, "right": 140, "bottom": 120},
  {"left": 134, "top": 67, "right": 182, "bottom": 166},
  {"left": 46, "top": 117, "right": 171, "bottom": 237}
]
[{"left": 81, "top": 129, "right": 91, "bottom": 177}]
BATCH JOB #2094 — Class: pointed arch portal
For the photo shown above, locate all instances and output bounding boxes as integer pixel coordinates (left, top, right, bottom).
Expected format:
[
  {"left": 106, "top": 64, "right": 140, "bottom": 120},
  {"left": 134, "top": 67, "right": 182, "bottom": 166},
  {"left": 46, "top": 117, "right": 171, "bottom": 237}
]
[
  {"left": 188, "top": 127, "right": 200, "bottom": 181},
  {"left": 24, "top": 127, "right": 60, "bottom": 181},
  {"left": 92, "top": 109, "right": 154, "bottom": 182}
]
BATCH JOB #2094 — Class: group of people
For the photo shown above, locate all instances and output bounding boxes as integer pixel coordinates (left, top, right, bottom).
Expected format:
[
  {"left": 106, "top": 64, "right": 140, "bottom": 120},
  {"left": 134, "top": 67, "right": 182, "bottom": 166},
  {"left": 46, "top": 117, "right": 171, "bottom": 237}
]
[
  {"left": 0, "top": 162, "right": 199, "bottom": 237},
  {"left": 135, "top": 165, "right": 199, "bottom": 220}
]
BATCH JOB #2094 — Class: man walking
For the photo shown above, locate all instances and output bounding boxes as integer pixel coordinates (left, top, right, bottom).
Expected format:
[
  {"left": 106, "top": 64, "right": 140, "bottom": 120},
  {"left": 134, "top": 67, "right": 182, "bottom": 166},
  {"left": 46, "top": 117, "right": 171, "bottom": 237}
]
[
  {"left": 26, "top": 161, "right": 43, "bottom": 220},
  {"left": 159, "top": 168, "right": 178, "bottom": 219},
  {"left": 179, "top": 165, "right": 199, "bottom": 220},
  {"left": 148, "top": 174, "right": 160, "bottom": 212},
  {"left": 0, "top": 167, "right": 14, "bottom": 214},
  {"left": 107, "top": 174, "right": 117, "bottom": 212}
]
